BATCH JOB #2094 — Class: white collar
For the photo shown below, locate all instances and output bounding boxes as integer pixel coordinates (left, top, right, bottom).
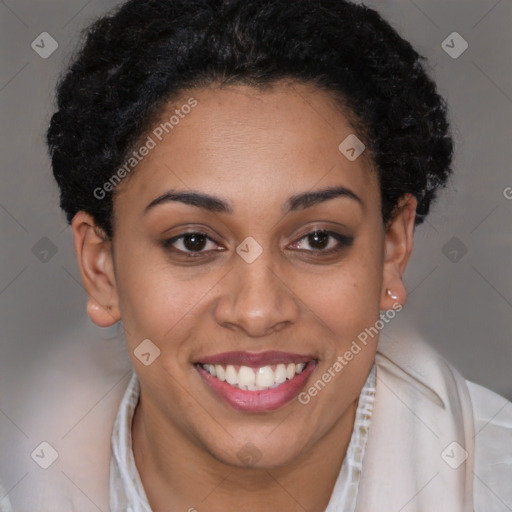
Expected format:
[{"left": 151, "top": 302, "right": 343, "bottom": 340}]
[{"left": 109, "top": 365, "right": 377, "bottom": 511}]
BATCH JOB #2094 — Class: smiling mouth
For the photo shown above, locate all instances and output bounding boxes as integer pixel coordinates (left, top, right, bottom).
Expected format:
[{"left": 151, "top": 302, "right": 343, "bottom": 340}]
[
  {"left": 197, "top": 362, "right": 311, "bottom": 391},
  {"left": 194, "top": 350, "right": 318, "bottom": 412}
]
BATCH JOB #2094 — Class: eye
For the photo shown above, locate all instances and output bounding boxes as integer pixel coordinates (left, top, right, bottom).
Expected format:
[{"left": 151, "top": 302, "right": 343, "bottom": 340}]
[
  {"left": 162, "top": 231, "right": 222, "bottom": 257},
  {"left": 162, "top": 228, "right": 353, "bottom": 259},
  {"left": 288, "top": 230, "right": 354, "bottom": 255}
]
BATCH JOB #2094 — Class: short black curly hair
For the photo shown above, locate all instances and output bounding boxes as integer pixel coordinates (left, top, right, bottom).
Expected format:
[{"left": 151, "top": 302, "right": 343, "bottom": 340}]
[{"left": 46, "top": 0, "right": 453, "bottom": 239}]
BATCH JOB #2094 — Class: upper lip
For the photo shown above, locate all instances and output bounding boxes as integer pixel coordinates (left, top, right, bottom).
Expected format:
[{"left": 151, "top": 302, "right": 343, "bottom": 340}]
[{"left": 196, "top": 350, "right": 316, "bottom": 367}]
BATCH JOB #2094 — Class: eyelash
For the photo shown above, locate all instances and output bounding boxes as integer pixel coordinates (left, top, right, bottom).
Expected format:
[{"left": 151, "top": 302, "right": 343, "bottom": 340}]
[{"left": 161, "top": 229, "right": 354, "bottom": 259}]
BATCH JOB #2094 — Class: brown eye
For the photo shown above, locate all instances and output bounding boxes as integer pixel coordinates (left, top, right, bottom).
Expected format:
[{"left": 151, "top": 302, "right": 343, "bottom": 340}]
[
  {"left": 289, "top": 230, "right": 354, "bottom": 254},
  {"left": 162, "top": 231, "right": 221, "bottom": 256},
  {"left": 308, "top": 230, "right": 329, "bottom": 250},
  {"left": 182, "top": 232, "right": 208, "bottom": 251}
]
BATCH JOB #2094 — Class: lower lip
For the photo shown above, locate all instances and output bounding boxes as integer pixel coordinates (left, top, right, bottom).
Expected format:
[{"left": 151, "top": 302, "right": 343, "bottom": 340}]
[{"left": 196, "top": 361, "right": 317, "bottom": 412}]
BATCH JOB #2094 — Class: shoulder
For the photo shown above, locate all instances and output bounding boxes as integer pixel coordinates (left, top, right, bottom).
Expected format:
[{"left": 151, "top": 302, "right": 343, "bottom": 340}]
[
  {"left": 466, "top": 380, "right": 512, "bottom": 512},
  {"left": 467, "top": 379, "right": 512, "bottom": 425}
]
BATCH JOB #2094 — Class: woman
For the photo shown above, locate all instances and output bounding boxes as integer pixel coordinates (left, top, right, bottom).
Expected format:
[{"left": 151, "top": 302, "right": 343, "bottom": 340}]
[{"left": 5, "top": 0, "right": 510, "bottom": 510}]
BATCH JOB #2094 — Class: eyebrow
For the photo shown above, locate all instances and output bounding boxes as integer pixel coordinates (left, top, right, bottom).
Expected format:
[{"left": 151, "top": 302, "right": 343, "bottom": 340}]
[{"left": 144, "top": 185, "right": 363, "bottom": 215}]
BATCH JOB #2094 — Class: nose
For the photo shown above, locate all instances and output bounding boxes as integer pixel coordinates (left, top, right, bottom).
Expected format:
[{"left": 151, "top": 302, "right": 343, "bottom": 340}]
[{"left": 213, "top": 251, "right": 300, "bottom": 338}]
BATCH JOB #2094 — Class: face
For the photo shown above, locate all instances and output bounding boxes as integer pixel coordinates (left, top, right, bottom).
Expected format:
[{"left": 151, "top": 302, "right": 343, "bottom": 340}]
[{"left": 75, "top": 81, "right": 415, "bottom": 469}]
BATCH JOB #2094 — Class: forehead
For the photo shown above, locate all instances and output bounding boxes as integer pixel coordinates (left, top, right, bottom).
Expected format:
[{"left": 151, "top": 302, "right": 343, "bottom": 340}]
[{"left": 113, "top": 82, "right": 379, "bottom": 216}]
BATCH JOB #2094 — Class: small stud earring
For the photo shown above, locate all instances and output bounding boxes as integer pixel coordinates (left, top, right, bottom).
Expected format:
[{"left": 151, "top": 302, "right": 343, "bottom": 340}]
[{"left": 386, "top": 289, "right": 399, "bottom": 300}]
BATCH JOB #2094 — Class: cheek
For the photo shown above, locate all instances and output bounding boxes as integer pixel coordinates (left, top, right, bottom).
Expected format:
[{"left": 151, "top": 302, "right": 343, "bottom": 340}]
[
  {"left": 292, "top": 250, "right": 383, "bottom": 343},
  {"left": 113, "top": 223, "right": 384, "bottom": 354},
  {"left": 113, "top": 244, "right": 203, "bottom": 347}
]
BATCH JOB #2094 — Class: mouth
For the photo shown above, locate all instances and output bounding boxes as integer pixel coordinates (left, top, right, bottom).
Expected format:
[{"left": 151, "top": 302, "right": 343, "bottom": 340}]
[{"left": 194, "top": 351, "right": 317, "bottom": 412}]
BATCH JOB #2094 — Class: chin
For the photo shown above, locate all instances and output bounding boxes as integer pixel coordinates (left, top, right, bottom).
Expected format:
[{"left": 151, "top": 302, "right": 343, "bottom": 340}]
[{"left": 203, "top": 434, "right": 306, "bottom": 470}]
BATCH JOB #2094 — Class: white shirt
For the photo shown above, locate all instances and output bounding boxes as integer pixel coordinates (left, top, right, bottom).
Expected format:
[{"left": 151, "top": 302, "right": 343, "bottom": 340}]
[
  {"left": 109, "top": 365, "right": 377, "bottom": 512},
  {"left": 1, "top": 324, "right": 511, "bottom": 511}
]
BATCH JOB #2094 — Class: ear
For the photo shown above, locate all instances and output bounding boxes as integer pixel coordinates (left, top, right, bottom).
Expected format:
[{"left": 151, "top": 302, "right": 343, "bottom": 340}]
[
  {"left": 380, "top": 193, "right": 417, "bottom": 310},
  {"left": 71, "top": 211, "right": 121, "bottom": 327}
]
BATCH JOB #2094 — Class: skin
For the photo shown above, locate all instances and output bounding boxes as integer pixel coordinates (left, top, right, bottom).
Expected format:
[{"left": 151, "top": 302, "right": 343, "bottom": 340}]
[{"left": 72, "top": 82, "right": 416, "bottom": 512}]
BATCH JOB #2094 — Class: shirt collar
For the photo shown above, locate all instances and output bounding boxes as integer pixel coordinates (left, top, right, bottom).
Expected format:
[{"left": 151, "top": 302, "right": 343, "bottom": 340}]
[{"left": 110, "top": 364, "right": 376, "bottom": 512}]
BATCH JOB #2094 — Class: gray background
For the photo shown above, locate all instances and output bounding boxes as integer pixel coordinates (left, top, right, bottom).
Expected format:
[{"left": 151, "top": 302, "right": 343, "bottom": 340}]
[{"left": 0, "top": 0, "right": 511, "bottom": 502}]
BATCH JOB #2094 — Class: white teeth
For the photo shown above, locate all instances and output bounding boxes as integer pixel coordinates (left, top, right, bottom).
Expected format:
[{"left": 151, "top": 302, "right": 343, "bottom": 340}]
[
  {"left": 275, "top": 364, "right": 287, "bottom": 384},
  {"left": 248, "top": 384, "right": 266, "bottom": 391},
  {"left": 255, "top": 366, "right": 274, "bottom": 387},
  {"left": 225, "top": 365, "right": 237, "bottom": 385},
  {"left": 202, "top": 361, "right": 310, "bottom": 391},
  {"left": 238, "top": 366, "right": 256, "bottom": 387},
  {"left": 216, "top": 365, "right": 226, "bottom": 381},
  {"left": 204, "top": 364, "right": 216, "bottom": 377},
  {"left": 295, "top": 363, "right": 306, "bottom": 374}
]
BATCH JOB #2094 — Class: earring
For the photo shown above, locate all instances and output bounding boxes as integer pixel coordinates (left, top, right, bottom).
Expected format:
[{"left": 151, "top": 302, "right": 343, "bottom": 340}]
[{"left": 386, "top": 289, "right": 399, "bottom": 300}]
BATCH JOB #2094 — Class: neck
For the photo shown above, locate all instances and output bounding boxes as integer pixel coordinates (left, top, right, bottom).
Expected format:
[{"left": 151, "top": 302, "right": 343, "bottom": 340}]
[{"left": 132, "top": 394, "right": 358, "bottom": 512}]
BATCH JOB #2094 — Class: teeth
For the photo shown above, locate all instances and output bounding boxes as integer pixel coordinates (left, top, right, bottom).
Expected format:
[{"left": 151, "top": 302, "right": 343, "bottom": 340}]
[
  {"left": 204, "top": 364, "right": 216, "bottom": 377},
  {"left": 275, "top": 364, "right": 287, "bottom": 384},
  {"left": 238, "top": 366, "right": 256, "bottom": 387},
  {"left": 201, "top": 362, "right": 309, "bottom": 390},
  {"left": 225, "top": 365, "right": 237, "bottom": 385},
  {"left": 216, "top": 365, "right": 226, "bottom": 381},
  {"left": 255, "top": 366, "right": 274, "bottom": 387}
]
